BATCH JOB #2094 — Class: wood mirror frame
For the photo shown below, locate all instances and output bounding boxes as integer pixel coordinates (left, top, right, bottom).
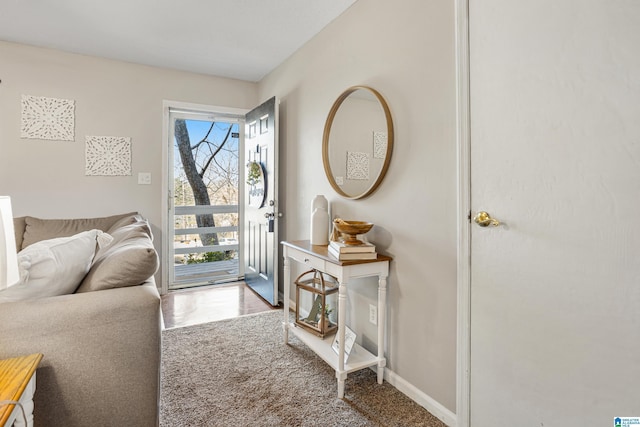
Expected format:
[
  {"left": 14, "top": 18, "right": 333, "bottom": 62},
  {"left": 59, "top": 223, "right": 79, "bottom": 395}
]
[{"left": 322, "top": 86, "right": 394, "bottom": 200}]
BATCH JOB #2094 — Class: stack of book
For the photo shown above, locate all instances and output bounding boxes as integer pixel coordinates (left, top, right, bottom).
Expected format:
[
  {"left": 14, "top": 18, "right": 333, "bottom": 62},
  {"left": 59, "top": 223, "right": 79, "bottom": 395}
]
[{"left": 327, "top": 240, "right": 377, "bottom": 260}]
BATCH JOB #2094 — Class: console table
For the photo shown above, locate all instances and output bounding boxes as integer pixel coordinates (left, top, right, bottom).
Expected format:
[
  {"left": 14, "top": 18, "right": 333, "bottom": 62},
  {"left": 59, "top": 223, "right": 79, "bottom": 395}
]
[
  {"left": 281, "top": 240, "right": 391, "bottom": 398},
  {"left": 0, "top": 353, "right": 43, "bottom": 427}
]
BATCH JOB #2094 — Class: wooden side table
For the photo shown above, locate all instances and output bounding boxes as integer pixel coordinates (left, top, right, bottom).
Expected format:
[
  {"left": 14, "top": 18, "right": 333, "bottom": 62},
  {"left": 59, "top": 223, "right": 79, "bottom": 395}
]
[
  {"left": 281, "top": 240, "right": 392, "bottom": 398},
  {"left": 0, "top": 354, "right": 43, "bottom": 427}
]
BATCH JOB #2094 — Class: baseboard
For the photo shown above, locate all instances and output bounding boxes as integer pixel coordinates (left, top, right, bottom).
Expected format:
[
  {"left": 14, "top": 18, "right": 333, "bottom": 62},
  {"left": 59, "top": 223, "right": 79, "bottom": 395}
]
[{"left": 382, "top": 368, "right": 457, "bottom": 427}]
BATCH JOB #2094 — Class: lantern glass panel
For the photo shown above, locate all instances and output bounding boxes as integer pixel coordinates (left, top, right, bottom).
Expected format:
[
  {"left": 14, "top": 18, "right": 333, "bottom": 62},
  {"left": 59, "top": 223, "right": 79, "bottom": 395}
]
[{"left": 294, "top": 270, "right": 338, "bottom": 338}]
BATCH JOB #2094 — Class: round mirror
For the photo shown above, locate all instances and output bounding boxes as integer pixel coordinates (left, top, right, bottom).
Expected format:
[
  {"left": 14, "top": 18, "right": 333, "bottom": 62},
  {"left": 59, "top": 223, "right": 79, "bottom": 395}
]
[{"left": 322, "top": 86, "right": 394, "bottom": 199}]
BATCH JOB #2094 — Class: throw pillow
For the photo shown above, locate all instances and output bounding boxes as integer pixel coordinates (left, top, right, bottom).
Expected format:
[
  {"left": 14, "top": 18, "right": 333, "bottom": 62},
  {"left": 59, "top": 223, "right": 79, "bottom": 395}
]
[
  {"left": 13, "top": 216, "right": 26, "bottom": 251},
  {"left": 76, "top": 219, "right": 159, "bottom": 293},
  {"left": 21, "top": 212, "right": 138, "bottom": 249},
  {"left": 0, "top": 229, "right": 109, "bottom": 302},
  {"left": 106, "top": 213, "right": 145, "bottom": 234}
]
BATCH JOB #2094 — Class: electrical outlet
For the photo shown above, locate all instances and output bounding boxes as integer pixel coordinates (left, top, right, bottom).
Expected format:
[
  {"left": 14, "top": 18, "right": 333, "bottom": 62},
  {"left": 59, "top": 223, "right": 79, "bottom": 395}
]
[
  {"left": 138, "top": 172, "right": 152, "bottom": 185},
  {"left": 369, "top": 304, "right": 377, "bottom": 325}
]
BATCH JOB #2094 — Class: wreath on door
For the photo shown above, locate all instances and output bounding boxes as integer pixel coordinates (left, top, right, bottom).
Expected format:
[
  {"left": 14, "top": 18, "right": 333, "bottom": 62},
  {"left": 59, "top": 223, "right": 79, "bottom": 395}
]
[
  {"left": 247, "top": 161, "right": 262, "bottom": 186},
  {"left": 247, "top": 161, "right": 267, "bottom": 207}
]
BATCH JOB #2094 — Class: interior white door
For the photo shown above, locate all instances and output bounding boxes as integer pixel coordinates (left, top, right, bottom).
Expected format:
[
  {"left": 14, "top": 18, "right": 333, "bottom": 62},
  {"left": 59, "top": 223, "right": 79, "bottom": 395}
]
[
  {"left": 243, "top": 97, "right": 280, "bottom": 306},
  {"left": 469, "top": 1, "right": 640, "bottom": 425}
]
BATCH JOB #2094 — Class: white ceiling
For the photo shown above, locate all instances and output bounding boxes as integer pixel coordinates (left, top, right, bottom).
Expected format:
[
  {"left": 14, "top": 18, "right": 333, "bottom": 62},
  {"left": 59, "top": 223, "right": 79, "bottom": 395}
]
[{"left": 0, "top": 0, "right": 356, "bottom": 82}]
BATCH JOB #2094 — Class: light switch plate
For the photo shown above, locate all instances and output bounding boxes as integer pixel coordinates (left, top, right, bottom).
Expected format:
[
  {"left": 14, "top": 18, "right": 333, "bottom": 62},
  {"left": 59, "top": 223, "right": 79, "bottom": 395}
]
[{"left": 138, "top": 172, "right": 151, "bottom": 185}]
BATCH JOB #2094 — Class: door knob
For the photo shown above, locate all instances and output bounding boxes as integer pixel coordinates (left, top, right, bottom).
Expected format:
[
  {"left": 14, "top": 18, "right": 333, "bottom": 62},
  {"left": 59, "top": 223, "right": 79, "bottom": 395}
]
[{"left": 474, "top": 211, "right": 500, "bottom": 227}]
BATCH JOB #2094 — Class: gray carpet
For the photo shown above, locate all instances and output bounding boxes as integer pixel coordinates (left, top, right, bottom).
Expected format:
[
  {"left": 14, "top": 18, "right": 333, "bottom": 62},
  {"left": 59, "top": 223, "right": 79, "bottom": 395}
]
[{"left": 160, "top": 310, "right": 447, "bottom": 427}]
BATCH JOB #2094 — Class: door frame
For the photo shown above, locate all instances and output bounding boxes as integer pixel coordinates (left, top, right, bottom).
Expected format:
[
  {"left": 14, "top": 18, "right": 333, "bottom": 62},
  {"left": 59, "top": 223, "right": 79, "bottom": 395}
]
[
  {"left": 161, "top": 100, "right": 249, "bottom": 295},
  {"left": 455, "top": 1, "right": 471, "bottom": 426}
]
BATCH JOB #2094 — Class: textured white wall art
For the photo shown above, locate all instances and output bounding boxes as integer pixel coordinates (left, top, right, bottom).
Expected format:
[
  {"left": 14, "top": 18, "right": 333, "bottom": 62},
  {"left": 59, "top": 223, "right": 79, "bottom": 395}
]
[
  {"left": 346, "top": 151, "right": 370, "bottom": 180},
  {"left": 85, "top": 136, "right": 132, "bottom": 176},
  {"left": 21, "top": 95, "right": 75, "bottom": 141},
  {"left": 373, "top": 131, "right": 388, "bottom": 159}
]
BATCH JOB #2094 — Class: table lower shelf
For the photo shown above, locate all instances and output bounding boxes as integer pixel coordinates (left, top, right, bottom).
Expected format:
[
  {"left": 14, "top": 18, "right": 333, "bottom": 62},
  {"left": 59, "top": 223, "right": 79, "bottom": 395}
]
[{"left": 286, "top": 321, "right": 382, "bottom": 374}]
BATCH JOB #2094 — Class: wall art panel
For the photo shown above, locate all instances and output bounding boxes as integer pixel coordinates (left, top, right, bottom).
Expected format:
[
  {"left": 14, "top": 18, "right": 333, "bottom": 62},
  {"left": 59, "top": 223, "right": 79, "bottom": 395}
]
[
  {"left": 21, "top": 95, "right": 75, "bottom": 141},
  {"left": 373, "top": 131, "right": 388, "bottom": 159},
  {"left": 346, "top": 151, "right": 370, "bottom": 180},
  {"left": 85, "top": 136, "right": 132, "bottom": 176}
]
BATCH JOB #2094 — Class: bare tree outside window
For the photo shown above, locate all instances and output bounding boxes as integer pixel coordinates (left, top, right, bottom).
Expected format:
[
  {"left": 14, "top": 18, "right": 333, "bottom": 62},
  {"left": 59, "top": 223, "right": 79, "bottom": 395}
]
[{"left": 174, "top": 118, "right": 239, "bottom": 264}]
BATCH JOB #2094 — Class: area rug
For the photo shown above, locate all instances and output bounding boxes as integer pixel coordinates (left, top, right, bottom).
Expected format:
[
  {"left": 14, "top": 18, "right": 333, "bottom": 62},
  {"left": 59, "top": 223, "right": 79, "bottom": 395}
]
[{"left": 160, "top": 310, "right": 447, "bottom": 427}]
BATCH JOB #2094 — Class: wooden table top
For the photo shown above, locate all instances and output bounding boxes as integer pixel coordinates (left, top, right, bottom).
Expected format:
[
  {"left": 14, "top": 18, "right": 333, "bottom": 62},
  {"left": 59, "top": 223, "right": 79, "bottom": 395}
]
[
  {"left": 0, "top": 353, "right": 43, "bottom": 426},
  {"left": 282, "top": 240, "right": 393, "bottom": 265}
]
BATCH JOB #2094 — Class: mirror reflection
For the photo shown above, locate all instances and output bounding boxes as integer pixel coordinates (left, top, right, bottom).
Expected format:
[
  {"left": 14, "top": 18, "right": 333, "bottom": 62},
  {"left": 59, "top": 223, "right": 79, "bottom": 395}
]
[{"left": 322, "top": 86, "right": 393, "bottom": 199}]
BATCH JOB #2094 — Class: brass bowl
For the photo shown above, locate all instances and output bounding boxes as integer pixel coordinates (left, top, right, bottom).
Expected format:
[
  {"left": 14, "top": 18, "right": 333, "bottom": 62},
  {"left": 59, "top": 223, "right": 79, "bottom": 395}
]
[{"left": 333, "top": 219, "right": 374, "bottom": 246}]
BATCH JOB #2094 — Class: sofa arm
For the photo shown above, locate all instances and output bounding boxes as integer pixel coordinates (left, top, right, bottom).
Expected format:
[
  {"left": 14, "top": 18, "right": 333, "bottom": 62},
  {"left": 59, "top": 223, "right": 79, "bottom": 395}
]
[{"left": 0, "top": 282, "right": 161, "bottom": 427}]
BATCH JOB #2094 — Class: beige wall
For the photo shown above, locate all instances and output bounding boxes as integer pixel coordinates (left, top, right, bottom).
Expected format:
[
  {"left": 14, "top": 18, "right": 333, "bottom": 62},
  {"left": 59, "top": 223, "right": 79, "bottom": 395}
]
[
  {"left": 260, "top": 0, "right": 457, "bottom": 413},
  {"left": 0, "top": 40, "right": 257, "bottom": 226}
]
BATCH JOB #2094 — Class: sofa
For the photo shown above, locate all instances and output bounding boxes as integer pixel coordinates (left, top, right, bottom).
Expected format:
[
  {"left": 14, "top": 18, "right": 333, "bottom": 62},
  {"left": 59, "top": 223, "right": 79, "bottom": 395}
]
[{"left": 0, "top": 212, "right": 162, "bottom": 426}]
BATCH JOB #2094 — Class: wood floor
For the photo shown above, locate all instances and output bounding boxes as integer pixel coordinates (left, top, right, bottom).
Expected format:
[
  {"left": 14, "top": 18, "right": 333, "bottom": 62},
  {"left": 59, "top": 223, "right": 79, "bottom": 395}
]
[{"left": 161, "top": 281, "right": 278, "bottom": 329}]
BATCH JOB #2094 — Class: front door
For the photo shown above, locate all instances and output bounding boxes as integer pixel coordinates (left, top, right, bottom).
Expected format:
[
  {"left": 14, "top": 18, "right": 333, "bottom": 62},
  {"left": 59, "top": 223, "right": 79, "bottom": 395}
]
[
  {"left": 469, "top": 1, "right": 640, "bottom": 425},
  {"left": 243, "top": 97, "right": 280, "bottom": 306}
]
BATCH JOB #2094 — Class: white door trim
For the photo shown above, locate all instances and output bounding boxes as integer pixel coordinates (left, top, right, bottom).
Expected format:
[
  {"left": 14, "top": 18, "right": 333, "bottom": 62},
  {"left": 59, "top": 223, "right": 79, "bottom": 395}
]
[
  {"left": 455, "top": 0, "right": 471, "bottom": 426},
  {"left": 160, "top": 100, "right": 249, "bottom": 295}
]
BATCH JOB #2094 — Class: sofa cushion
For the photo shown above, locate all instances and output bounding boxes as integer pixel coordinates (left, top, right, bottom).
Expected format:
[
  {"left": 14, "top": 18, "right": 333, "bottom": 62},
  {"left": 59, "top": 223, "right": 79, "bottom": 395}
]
[
  {"left": 0, "top": 230, "right": 107, "bottom": 302},
  {"left": 21, "top": 212, "right": 138, "bottom": 250},
  {"left": 76, "top": 219, "right": 158, "bottom": 293}
]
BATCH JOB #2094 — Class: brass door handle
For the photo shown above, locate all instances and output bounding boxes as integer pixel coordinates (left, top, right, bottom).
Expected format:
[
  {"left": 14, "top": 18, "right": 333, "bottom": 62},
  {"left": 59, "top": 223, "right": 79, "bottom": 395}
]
[{"left": 474, "top": 211, "right": 500, "bottom": 227}]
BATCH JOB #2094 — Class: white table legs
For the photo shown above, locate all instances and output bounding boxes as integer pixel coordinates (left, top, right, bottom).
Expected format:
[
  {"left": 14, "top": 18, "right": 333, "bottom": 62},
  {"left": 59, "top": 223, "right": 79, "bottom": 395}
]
[
  {"left": 336, "top": 280, "right": 348, "bottom": 398},
  {"left": 283, "top": 256, "right": 290, "bottom": 343},
  {"left": 377, "top": 275, "right": 388, "bottom": 384}
]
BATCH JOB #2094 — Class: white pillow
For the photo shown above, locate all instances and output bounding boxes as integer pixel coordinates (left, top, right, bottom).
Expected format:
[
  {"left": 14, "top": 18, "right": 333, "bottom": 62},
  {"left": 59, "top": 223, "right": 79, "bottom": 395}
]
[{"left": 0, "top": 229, "right": 111, "bottom": 302}]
